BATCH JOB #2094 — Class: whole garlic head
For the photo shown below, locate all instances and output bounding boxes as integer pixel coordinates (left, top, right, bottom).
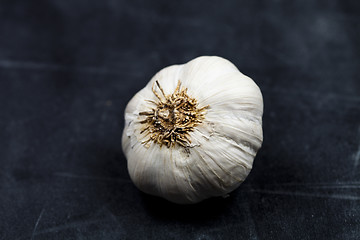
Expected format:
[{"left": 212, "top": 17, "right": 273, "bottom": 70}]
[{"left": 122, "top": 56, "right": 263, "bottom": 204}]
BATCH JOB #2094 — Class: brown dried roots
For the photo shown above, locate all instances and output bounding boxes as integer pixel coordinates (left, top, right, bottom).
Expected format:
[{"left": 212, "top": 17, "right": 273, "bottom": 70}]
[{"left": 139, "top": 80, "right": 208, "bottom": 148}]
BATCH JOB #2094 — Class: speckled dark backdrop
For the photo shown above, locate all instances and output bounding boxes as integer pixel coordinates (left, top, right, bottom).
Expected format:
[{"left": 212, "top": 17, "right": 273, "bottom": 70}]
[{"left": 1, "top": 0, "right": 359, "bottom": 239}]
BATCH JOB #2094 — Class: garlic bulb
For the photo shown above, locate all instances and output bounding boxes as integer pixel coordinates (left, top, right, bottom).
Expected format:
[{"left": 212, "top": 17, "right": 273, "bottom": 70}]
[{"left": 122, "top": 56, "right": 263, "bottom": 204}]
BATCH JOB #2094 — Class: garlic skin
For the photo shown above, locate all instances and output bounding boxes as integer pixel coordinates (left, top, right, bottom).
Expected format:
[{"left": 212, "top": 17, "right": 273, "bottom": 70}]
[{"left": 122, "top": 56, "right": 263, "bottom": 204}]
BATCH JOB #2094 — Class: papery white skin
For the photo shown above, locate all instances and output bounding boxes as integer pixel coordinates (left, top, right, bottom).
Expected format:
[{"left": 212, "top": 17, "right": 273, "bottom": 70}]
[{"left": 122, "top": 56, "right": 263, "bottom": 204}]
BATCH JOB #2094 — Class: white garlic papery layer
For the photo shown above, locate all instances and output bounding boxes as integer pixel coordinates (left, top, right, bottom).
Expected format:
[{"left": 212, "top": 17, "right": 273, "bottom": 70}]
[{"left": 122, "top": 56, "right": 263, "bottom": 204}]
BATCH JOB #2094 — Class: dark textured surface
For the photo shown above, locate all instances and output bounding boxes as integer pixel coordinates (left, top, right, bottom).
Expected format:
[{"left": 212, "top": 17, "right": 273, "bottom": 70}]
[{"left": 1, "top": 0, "right": 360, "bottom": 239}]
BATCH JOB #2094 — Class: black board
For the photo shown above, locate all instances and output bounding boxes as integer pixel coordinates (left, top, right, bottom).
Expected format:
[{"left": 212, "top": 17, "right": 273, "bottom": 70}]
[{"left": 1, "top": 1, "right": 359, "bottom": 239}]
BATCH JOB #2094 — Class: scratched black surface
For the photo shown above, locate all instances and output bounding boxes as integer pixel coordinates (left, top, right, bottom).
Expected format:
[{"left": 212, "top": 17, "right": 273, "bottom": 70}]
[{"left": 1, "top": 0, "right": 360, "bottom": 239}]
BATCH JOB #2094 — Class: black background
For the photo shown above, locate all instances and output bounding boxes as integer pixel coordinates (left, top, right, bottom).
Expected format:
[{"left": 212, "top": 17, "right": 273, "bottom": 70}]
[{"left": 1, "top": 0, "right": 360, "bottom": 239}]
